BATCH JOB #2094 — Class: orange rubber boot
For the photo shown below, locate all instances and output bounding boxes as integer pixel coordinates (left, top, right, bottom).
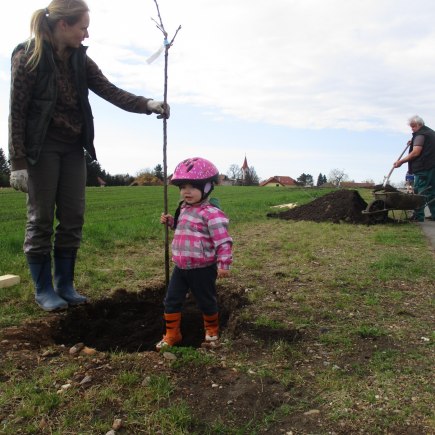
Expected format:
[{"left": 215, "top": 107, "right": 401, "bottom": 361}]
[
  {"left": 156, "top": 312, "right": 182, "bottom": 350},
  {"left": 203, "top": 313, "right": 219, "bottom": 343}
]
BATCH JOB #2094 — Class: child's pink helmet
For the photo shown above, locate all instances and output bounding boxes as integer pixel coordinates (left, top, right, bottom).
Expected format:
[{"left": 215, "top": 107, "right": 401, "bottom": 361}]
[{"left": 171, "top": 157, "right": 219, "bottom": 186}]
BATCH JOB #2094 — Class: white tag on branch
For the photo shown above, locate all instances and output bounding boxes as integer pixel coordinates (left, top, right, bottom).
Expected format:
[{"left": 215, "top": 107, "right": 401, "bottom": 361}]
[{"left": 146, "top": 45, "right": 164, "bottom": 64}]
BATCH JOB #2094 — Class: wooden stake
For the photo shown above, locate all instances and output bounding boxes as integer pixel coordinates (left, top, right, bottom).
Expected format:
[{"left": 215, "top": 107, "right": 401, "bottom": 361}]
[{"left": 151, "top": 0, "right": 181, "bottom": 288}]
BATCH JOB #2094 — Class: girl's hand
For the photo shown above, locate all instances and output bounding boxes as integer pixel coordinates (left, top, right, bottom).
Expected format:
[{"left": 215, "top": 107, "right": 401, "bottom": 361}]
[
  {"left": 218, "top": 269, "right": 230, "bottom": 279},
  {"left": 160, "top": 213, "right": 173, "bottom": 224}
]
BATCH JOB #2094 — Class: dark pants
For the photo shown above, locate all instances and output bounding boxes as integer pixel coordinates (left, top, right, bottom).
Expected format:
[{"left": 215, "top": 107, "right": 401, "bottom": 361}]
[
  {"left": 414, "top": 167, "right": 435, "bottom": 220},
  {"left": 164, "top": 264, "right": 218, "bottom": 315},
  {"left": 24, "top": 141, "right": 86, "bottom": 255}
]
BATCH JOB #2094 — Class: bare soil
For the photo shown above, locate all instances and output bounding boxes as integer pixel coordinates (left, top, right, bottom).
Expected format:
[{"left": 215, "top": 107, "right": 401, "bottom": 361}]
[
  {"left": 1, "top": 279, "right": 431, "bottom": 434},
  {"left": 0, "top": 287, "right": 304, "bottom": 432},
  {"left": 0, "top": 284, "right": 313, "bottom": 434},
  {"left": 267, "top": 189, "right": 369, "bottom": 224}
]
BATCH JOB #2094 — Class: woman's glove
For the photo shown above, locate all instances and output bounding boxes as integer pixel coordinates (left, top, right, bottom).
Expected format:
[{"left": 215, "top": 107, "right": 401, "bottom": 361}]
[
  {"left": 10, "top": 169, "right": 28, "bottom": 193},
  {"left": 147, "top": 100, "right": 170, "bottom": 119}
]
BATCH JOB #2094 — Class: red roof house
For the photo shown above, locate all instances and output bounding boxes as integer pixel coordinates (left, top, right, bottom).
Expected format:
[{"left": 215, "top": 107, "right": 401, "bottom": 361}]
[{"left": 260, "top": 176, "right": 297, "bottom": 187}]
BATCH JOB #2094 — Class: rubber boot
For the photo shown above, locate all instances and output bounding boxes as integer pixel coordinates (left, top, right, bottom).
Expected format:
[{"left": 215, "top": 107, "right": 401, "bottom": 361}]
[
  {"left": 203, "top": 313, "right": 219, "bottom": 344},
  {"left": 156, "top": 312, "right": 182, "bottom": 350},
  {"left": 26, "top": 254, "right": 68, "bottom": 312},
  {"left": 53, "top": 248, "right": 87, "bottom": 305}
]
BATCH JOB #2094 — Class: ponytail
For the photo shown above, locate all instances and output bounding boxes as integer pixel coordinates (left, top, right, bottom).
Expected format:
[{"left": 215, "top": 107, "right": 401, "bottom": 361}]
[
  {"left": 26, "top": 9, "right": 53, "bottom": 71},
  {"left": 173, "top": 201, "right": 183, "bottom": 229}
]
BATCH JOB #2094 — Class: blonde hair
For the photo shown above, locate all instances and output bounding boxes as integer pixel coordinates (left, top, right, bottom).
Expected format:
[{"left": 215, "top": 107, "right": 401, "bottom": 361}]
[{"left": 26, "top": 0, "right": 89, "bottom": 70}]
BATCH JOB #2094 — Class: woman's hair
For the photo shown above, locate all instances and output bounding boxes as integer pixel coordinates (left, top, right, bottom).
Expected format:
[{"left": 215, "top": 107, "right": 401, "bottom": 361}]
[
  {"left": 408, "top": 115, "right": 425, "bottom": 126},
  {"left": 26, "top": 0, "right": 89, "bottom": 70}
]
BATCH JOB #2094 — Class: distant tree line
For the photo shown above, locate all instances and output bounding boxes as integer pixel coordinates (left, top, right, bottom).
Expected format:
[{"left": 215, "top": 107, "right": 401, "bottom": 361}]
[
  {"left": 317, "top": 173, "right": 328, "bottom": 186},
  {"left": 224, "top": 161, "right": 356, "bottom": 188},
  {"left": 0, "top": 148, "right": 165, "bottom": 188},
  {"left": 0, "top": 148, "right": 10, "bottom": 187},
  {"left": 226, "top": 163, "right": 343, "bottom": 187},
  {"left": 295, "top": 173, "right": 330, "bottom": 186},
  {"left": 296, "top": 171, "right": 347, "bottom": 187},
  {"left": 0, "top": 148, "right": 356, "bottom": 190},
  {"left": 85, "top": 153, "right": 165, "bottom": 187},
  {"left": 85, "top": 153, "right": 133, "bottom": 186}
]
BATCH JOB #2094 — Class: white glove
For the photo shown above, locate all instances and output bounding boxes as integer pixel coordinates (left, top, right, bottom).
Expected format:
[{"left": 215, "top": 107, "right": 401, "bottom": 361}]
[
  {"left": 147, "top": 100, "right": 170, "bottom": 119},
  {"left": 10, "top": 169, "right": 29, "bottom": 193}
]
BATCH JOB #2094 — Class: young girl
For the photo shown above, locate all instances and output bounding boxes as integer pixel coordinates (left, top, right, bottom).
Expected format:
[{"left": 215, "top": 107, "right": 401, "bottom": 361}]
[{"left": 157, "top": 157, "right": 233, "bottom": 350}]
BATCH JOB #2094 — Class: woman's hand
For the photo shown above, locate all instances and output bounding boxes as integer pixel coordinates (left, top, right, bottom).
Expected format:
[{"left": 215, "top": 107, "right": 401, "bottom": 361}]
[
  {"left": 10, "top": 169, "right": 28, "bottom": 193},
  {"left": 147, "top": 100, "right": 170, "bottom": 119}
]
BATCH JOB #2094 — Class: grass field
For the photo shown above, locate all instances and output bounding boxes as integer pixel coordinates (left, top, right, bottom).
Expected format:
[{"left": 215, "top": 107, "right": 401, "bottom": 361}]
[{"left": 0, "top": 186, "right": 434, "bottom": 434}]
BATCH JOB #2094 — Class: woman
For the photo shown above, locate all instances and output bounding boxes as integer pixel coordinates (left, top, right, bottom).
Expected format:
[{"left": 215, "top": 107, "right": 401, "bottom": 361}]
[{"left": 8, "top": 0, "right": 169, "bottom": 311}]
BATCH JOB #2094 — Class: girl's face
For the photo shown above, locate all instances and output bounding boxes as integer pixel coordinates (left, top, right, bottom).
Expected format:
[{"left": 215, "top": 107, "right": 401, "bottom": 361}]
[{"left": 180, "top": 184, "right": 202, "bottom": 204}]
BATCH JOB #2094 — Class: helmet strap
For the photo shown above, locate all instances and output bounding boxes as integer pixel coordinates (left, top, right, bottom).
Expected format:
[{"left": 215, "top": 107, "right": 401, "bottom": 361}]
[{"left": 203, "top": 182, "right": 212, "bottom": 195}]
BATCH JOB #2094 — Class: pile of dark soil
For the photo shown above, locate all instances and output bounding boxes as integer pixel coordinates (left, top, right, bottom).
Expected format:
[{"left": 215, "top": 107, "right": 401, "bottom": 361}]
[
  {"left": 267, "top": 189, "right": 368, "bottom": 224},
  {"left": 373, "top": 183, "right": 399, "bottom": 193}
]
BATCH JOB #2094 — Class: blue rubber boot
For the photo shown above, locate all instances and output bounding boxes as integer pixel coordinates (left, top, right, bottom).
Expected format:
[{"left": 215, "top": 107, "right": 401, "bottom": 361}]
[
  {"left": 54, "top": 248, "right": 87, "bottom": 305},
  {"left": 27, "top": 254, "right": 68, "bottom": 311}
]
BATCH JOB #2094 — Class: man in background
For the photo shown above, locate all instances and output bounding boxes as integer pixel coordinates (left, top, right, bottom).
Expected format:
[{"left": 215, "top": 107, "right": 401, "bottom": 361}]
[{"left": 393, "top": 115, "right": 435, "bottom": 222}]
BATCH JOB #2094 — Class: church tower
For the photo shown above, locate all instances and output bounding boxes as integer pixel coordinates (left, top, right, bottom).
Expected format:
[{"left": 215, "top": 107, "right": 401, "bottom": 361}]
[{"left": 241, "top": 156, "right": 249, "bottom": 180}]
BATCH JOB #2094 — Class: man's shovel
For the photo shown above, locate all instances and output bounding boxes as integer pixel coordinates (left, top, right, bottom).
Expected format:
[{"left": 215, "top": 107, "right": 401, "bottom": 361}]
[{"left": 383, "top": 142, "right": 411, "bottom": 187}]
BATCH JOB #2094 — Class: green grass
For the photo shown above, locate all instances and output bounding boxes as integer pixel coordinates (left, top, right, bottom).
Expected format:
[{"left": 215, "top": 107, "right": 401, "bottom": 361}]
[
  {"left": 0, "top": 185, "right": 333, "bottom": 326},
  {"left": 355, "top": 324, "right": 387, "bottom": 339},
  {"left": 168, "top": 346, "right": 216, "bottom": 368},
  {"left": 254, "top": 315, "right": 286, "bottom": 330},
  {"left": 0, "top": 185, "right": 434, "bottom": 434}
]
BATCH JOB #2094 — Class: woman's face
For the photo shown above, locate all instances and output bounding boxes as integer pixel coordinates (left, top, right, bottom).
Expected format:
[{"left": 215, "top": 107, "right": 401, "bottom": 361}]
[{"left": 58, "top": 12, "right": 90, "bottom": 49}]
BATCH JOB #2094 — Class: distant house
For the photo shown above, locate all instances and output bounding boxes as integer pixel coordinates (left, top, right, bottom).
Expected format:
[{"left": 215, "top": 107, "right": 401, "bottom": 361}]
[
  {"left": 97, "top": 176, "right": 106, "bottom": 187},
  {"left": 219, "top": 174, "right": 233, "bottom": 186},
  {"left": 260, "top": 176, "right": 297, "bottom": 187}
]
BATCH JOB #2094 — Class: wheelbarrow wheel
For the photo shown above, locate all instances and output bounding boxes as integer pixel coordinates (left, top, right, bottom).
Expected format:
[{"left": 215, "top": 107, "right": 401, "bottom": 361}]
[{"left": 366, "top": 199, "right": 388, "bottom": 224}]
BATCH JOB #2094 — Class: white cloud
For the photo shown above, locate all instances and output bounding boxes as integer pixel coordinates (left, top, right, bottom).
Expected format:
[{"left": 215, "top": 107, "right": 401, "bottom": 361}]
[
  {"left": 2, "top": 0, "right": 435, "bottom": 183},
  {"left": 80, "top": 0, "right": 435, "bottom": 133}
]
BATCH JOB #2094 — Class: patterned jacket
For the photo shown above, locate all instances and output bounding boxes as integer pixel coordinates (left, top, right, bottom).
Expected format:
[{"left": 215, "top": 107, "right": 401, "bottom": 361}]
[
  {"left": 168, "top": 201, "right": 233, "bottom": 270},
  {"left": 9, "top": 41, "right": 152, "bottom": 170}
]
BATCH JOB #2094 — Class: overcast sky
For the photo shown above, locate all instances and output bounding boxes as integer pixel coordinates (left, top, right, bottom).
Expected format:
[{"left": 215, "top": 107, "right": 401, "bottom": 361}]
[{"left": 2, "top": 0, "right": 435, "bottom": 185}]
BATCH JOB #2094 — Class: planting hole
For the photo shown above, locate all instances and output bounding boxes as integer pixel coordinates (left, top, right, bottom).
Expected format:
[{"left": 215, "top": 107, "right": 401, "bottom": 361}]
[
  {"left": 1, "top": 286, "right": 300, "bottom": 353},
  {"left": 52, "top": 287, "right": 246, "bottom": 352}
]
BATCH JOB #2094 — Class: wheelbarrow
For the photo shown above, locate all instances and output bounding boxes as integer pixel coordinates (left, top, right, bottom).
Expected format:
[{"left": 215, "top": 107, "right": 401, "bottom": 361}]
[
  {"left": 363, "top": 143, "right": 433, "bottom": 223},
  {"left": 362, "top": 189, "right": 428, "bottom": 224}
]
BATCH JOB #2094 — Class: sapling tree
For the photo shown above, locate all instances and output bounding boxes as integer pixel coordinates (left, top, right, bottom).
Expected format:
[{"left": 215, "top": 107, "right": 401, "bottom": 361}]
[{"left": 151, "top": 0, "right": 181, "bottom": 287}]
